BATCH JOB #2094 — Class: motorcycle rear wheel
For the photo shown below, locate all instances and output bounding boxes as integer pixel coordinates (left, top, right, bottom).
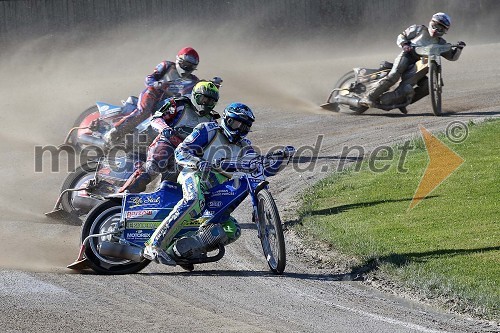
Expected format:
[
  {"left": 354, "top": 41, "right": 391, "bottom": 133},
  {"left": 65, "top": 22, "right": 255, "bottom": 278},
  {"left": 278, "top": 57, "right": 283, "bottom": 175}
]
[
  {"left": 257, "top": 189, "right": 286, "bottom": 274},
  {"left": 429, "top": 61, "right": 442, "bottom": 116},
  {"left": 82, "top": 200, "right": 150, "bottom": 274},
  {"left": 331, "top": 71, "right": 369, "bottom": 114},
  {"left": 70, "top": 105, "right": 99, "bottom": 152}
]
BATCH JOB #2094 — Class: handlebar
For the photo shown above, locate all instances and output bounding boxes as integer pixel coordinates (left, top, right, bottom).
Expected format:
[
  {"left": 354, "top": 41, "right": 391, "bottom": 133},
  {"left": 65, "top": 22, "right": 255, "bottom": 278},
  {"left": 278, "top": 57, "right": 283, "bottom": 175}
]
[
  {"left": 212, "top": 146, "right": 296, "bottom": 175},
  {"left": 414, "top": 43, "right": 461, "bottom": 57}
]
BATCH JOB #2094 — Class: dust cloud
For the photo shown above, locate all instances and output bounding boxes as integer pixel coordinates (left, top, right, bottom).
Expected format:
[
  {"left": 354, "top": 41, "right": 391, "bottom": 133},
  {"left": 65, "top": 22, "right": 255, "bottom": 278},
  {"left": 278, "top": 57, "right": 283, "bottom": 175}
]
[
  {"left": 0, "top": 12, "right": 492, "bottom": 271},
  {"left": 0, "top": 20, "right": 353, "bottom": 271}
]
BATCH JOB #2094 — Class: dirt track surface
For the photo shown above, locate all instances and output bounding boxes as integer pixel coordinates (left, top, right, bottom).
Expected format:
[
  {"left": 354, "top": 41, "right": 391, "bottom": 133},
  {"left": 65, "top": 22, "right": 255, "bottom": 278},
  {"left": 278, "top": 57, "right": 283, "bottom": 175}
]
[{"left": 0, "top": 32, "right": 499, "bottom": 333}]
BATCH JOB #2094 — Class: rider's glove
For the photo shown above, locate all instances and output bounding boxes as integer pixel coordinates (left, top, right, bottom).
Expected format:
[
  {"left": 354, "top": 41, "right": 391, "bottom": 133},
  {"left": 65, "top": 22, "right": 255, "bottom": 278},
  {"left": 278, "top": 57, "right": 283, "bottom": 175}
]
[
  {"left": 402, "top": 44, "right": 413, "bottom": 53},
  {"left": 197, "top": 160, "right": 212, "bottom": 177},
  {"left": 89, "top": 119, "right": 101, "bottom": 131},
  {"left": 103, "top": 127, "right": 121, "bottom": 147},
  {"left": 161, "top": 127, "right": 183, "bottom": 146},
  {"left": 457, "top": 41, "right": 466, "bottom": 49},
  {"left": 153, "top": 80, "right": 165, "bottom": 90},
  {"left": 271, "top": 146, "right": 296, "bottom": 158},
  {"left": 212, "top": 77, "right": 223, "bottom": 87}
]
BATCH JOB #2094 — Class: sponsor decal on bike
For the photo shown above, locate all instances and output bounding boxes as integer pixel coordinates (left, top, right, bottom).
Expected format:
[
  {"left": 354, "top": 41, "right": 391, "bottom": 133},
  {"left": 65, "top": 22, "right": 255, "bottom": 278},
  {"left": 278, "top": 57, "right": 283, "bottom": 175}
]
[
  {"left": 125, "top": 229, "right": 153, "bottom": 240},
  {"left": 127, "top": 195, "right": 162, "bottom": 208},
  {"left": 208, "top": 201, "right": 223, "bottom": 208},
  {"left": 126, "top": 221, "right": 162, "bottom": 229},
  {"left": 212, "top": 189, "right": 235, "bottom": 196},
  {"left": 126, "top": 210, "right": 154, "bottom": 218}
]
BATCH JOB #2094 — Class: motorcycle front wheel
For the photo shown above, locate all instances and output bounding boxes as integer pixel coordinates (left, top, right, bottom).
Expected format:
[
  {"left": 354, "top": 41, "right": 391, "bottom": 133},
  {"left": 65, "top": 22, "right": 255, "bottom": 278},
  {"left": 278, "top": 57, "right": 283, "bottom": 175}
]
[
  {"left": 429, "top": 61, "right": 443, "bottom": 116},
  {"left": 257, "top": 189, "right": 286, "bottom": 274},
  {"left": 82, "top": 200, "right": 150, "bottom": 274}
]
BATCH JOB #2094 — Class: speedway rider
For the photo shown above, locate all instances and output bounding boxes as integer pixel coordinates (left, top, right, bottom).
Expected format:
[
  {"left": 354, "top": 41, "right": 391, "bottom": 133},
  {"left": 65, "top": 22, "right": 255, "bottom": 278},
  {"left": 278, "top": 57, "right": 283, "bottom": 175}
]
[
  {"left": 360, "top": 12, "right": 466, "bottom": 113},
  {"left": 142, "top": 103, "right": 288, "bottom": 266},
  {"left": 119, "top": 81, "right": 220, "bottom": 193},
  {"left": 104, "top": 47, "right": 201, "bottom": 144}
]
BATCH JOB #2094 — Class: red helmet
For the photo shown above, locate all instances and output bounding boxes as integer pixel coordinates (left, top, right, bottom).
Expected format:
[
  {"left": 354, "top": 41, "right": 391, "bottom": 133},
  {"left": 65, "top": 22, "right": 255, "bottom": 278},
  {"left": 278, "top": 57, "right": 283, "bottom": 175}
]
[{"left": 176, "top": 47, "right": 199, "bottom": 76}]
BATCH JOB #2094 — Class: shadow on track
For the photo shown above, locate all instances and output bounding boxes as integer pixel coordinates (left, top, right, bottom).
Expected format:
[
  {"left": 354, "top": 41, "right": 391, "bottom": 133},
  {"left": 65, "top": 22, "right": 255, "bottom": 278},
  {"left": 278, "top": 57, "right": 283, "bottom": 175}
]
[{"left": 142, "top": 269, "right": 363, "bottom": 281}]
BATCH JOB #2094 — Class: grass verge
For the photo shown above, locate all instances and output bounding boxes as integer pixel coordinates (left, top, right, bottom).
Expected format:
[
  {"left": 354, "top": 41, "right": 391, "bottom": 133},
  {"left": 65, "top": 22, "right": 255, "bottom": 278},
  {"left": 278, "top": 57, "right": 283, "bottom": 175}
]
[{"left": 296, "top": 118, "right": 499, "bottom": 319}]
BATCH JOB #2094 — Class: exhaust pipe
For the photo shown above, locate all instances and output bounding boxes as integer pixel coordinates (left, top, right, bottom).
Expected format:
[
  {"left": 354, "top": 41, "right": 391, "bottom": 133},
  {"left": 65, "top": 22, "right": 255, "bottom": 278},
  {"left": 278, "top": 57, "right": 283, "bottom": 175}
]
[
  {"left": 333, "top": 95, "right": 362, "bottom": 108},
  {"left": 77, "top": 134, "right": 106, "bottom": 149},
  {"left": 98, "top": 241, "right": 143, "bottom": 262}
]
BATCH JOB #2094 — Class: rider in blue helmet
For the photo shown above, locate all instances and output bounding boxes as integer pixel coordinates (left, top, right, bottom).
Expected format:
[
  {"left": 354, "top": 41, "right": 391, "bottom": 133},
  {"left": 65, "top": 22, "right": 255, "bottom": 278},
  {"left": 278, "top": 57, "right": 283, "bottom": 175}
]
[
  {"left": 220, "top": 102, "right": 255, "bottom": 143},
  {"left": 142, "top": 103, "right": 266, "bottom": 268}
]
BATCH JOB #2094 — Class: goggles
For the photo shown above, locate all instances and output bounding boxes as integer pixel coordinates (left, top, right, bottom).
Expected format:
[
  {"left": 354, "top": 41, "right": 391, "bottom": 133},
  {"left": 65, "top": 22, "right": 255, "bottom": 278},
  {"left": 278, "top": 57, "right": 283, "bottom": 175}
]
[
  {"left": 226, "top": 118, "right": 251, "bottom": 133},
  {"left": 431, "top": 22, "right": 448, "bottom": 34},
  {"left": 178, "top": 59, "right": 197, "bottom": 72},
  {"left": 195, "top": 94, "right": 217, "bottom": 107}
]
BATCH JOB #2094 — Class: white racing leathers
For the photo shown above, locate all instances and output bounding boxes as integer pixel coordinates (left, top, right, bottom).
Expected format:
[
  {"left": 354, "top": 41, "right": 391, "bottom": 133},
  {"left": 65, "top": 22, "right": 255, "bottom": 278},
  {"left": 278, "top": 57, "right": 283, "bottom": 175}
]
[{"left": 369, "top": 24, "right": 463, "bottom": 104}]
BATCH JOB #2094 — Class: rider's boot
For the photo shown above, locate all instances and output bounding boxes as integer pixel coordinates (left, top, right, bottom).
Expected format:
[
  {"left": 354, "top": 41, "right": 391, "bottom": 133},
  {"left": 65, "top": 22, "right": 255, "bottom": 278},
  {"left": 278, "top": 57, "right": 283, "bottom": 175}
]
[
  {"left": 411, "top": 77, "right": 430, "bottom": 104},
  {"left": 359, "top": 79, "right": 394, "bottom": 107},
  {"left": 142, "top": 244, "right": 176, "bottom": 266}
]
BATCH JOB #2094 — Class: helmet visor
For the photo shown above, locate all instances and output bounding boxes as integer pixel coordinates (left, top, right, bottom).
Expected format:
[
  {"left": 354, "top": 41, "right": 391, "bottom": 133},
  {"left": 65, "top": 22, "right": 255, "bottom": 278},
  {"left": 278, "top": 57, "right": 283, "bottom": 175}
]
[
  {"left": 431, "top": 22, "right": 448, "bottom": 35},
  {"left": 178, "top": 58, "right": 197, "bottom": 72},
  {"left": 226, "top": 118, "right": 251, "bottom": 134},
  {"left": 195, "top": 94, "right": 217, "bottom": 108}
]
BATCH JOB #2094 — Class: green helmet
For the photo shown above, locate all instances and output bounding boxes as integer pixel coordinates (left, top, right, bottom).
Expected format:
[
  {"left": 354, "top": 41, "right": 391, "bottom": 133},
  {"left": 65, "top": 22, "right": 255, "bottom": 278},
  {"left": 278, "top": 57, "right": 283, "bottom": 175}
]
[{"left": 190, "top": 81, "right": 219, "bottom": 116}]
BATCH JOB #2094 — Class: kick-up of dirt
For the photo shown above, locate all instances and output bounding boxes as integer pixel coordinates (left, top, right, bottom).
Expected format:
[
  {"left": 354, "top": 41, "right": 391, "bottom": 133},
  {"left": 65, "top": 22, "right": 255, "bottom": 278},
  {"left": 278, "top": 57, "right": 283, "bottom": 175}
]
[{"left": 0, "top": 16, "right": 496, "bottom": 271}]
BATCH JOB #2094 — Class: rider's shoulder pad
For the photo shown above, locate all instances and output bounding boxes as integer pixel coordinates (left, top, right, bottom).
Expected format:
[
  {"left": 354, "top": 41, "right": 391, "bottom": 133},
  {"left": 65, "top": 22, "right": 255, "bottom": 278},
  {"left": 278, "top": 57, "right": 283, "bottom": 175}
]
[
  {"left": 193, "top": 121, "right": 220, "bottom": 133},
  {"left": 241, "top": 137, "right": 252, "bottom": 146}
]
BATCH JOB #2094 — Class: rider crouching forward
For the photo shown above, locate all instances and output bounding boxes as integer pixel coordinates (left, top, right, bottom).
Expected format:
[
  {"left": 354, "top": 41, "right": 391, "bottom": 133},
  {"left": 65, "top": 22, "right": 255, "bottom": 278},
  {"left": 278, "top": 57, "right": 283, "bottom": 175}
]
[
  {"left": 360, "top": 12, "right": 466, "bottom": 113},
  {"left": 142, "top": 103, "right": 284, "bottom": 266},
  {"left": 118, "top": 81, "right": 220, "bottom": 193},
  {"left": 104, "top": 47, "right": 201, "bottom": 144}
]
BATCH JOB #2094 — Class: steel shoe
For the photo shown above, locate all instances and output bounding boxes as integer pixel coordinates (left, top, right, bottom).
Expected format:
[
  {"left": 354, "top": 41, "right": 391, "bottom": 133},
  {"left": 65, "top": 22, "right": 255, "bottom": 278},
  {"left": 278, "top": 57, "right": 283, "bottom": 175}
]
[{"left": 142, "top": 245, "right": 176, "bottom": 266}]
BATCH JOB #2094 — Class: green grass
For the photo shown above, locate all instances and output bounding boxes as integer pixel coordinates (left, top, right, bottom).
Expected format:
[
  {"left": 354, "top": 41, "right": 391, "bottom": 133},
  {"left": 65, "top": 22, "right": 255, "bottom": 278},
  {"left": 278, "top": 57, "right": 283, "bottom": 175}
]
[{"left": 297, "top": 119, "right": 500, "bottom": 319}]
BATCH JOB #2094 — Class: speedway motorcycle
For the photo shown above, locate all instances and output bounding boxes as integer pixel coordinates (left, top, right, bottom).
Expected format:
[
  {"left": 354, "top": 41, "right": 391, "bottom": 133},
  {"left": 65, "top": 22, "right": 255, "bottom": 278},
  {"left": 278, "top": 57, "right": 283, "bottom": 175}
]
[
  {"left": 67, "top": 77, "right": 222, "bottom": 152},
  {"left": 46, "top": 77, "right": 222, "bottom": 221},
  {"left": 320, "top": 43, "right": 461, "bottom": 116},
  {"left": 67, "top": 147, "right": 295, "bottom": 275}
]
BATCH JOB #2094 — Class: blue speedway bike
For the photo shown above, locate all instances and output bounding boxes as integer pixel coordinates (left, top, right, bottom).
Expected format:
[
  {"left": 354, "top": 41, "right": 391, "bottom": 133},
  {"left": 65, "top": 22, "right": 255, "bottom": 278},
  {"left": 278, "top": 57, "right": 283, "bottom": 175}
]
[{"left": 67, "top": 147, "right": 295, "bottom": 275}]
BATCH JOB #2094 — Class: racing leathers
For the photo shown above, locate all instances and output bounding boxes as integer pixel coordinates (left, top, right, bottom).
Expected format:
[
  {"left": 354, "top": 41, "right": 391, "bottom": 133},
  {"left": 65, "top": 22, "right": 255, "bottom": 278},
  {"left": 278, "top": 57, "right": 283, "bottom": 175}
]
[
  {"left": 366, "top": 24, "right": 464, "bottom": 107},
  {"left": 143, "top": 122, "right": 286, "bottom": 262},
  {"left": 110, "top": 61, "right": 199, "bottom": 141},
  {"left": 119, "top": 96, "right": 216, "bottom": 193}
]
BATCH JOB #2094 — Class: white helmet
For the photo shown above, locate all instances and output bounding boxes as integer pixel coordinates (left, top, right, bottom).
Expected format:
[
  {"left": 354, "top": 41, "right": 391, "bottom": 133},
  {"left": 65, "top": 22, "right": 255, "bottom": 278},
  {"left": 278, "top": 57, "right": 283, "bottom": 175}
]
[{"left": 429, "top": 12, "right": 451, "bottom": 37}]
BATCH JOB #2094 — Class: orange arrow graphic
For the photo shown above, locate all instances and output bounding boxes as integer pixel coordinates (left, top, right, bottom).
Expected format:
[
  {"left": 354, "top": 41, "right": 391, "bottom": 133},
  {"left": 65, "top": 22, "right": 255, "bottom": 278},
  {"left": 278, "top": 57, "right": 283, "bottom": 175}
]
[{"left": 410, "top": 125, "right": 465, "bottom": 209}]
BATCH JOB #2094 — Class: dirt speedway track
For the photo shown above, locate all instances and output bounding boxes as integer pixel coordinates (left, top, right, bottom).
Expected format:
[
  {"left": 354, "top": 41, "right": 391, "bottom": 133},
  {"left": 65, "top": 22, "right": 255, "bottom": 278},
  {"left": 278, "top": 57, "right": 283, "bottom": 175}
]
[{"left": 0, "top": 33, "right": 499, "bottom": 332}]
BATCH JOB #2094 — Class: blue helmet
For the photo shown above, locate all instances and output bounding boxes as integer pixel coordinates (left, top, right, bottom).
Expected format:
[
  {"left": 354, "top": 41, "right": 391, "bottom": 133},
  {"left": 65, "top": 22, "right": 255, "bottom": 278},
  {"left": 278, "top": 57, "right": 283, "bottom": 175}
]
[{"left": 221, "top": 103, "right": 255, "bottom": 143}]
